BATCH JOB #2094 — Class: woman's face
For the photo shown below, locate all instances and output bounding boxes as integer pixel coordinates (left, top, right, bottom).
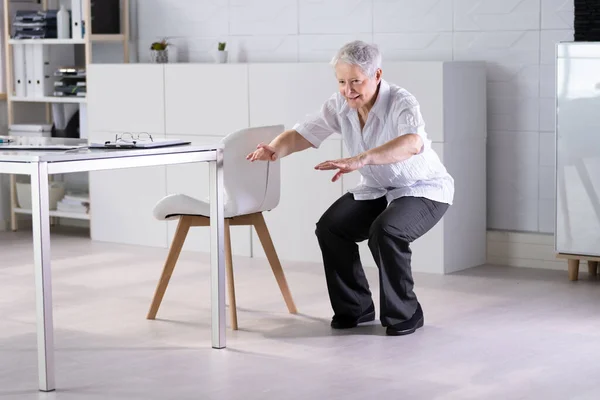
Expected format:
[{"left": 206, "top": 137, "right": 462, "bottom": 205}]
[{"left": 335, "top": 63, "right": 382, "bottom": 110}]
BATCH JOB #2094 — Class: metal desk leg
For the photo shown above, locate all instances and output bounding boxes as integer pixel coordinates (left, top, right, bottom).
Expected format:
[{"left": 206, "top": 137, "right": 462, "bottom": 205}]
[
  {"left": 10, "top": 175, "right": 18, "bottom": 231},
  {"left": 30, "top": 162, "right": 55, "bottom": 391},
  {"left": 209, "top": 149, "right": 226, "bottom": 349}
]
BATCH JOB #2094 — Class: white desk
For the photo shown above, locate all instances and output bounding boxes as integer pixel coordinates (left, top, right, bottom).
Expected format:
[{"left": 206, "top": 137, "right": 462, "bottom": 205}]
[{"left": 0, "top": 143, "right": 226, "bottom": 392}]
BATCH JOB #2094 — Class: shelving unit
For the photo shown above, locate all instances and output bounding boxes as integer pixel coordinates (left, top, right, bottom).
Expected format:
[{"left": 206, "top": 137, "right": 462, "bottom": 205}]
[
  {"left": 8, "top": 38, "right": 86, "bottom": 44},
  {"left": 10, "top": 95, "right": 86, "bottom": 103},
  {"left": 14, "top": 207, "right": 90, "bottom": 220},
  {"left": 3, "top": 0, "right": 130, "bottom": 231}
]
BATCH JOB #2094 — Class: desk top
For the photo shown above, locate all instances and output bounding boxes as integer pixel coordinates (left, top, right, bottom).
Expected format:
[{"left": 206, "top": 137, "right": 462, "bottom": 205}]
[{"left": 0, "top": 138, "right": 222, "bottom": 163}]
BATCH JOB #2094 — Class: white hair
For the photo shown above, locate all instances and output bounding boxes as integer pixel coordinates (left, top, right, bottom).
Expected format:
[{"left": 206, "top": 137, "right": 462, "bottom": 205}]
[{"left": 330, "top": 40, "right": 382, "bottom": 78}]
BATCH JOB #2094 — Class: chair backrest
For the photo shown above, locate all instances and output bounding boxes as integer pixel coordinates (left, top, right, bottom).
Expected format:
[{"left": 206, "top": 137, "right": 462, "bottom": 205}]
[{"left": 222, "top": 124, "right": 284, "bottom": 216}]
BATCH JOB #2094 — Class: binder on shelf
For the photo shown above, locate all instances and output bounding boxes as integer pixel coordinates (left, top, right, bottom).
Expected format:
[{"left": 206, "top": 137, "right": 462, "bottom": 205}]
[
  {"left": 32, "top": 45, "right": 74, "bottom": 97},
  {"left": 25, "top": 45, "right": 35, "bottom": 96},
  {"left": 71, "top": 0, "right": 83, "bottom": 39},
  {"left": 12, "top": 44, "right": 26, "bottom": 97},
  {"left": 14, "top": 43, "right": 76, "bottom": 99},
  {"left": 33, "top": 44, "right": 48, "bottom": 97}
]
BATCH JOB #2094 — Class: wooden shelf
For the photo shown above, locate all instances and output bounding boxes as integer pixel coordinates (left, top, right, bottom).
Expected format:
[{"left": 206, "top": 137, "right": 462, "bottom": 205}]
[
  {"left": 8, "top": 35, "right": 126, "bottom": 45},
  {"left": 14, "top": 208, "right": 90, "bottom": 220},
  {"left": 9, "top": 96, "right": 87, "bottom": 104},
  {"left": 0, "top": 93, "right": 6, "bottom": 100},
  {"left": 8, "top": 39, "right": 85, "bottom": 45},
  {"left": 91, "top": 34, "right": 126, "bottom": 42}
]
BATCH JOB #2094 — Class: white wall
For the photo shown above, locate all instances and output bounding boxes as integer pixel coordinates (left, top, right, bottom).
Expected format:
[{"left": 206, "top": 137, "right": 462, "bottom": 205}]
[{"left": 132, "top": 0, "right": 574, "bottom": 235}]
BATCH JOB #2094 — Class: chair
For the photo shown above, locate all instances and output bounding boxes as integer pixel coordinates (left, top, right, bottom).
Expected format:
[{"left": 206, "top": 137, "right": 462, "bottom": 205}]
[{"left": 146, "top": 125, "right": 297, "bottom": 329}]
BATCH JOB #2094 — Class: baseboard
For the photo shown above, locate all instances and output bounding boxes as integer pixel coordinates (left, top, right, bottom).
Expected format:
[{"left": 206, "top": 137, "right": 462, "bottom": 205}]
[{"left": 486, "top": 230, "right": 572, "bottom": 271}]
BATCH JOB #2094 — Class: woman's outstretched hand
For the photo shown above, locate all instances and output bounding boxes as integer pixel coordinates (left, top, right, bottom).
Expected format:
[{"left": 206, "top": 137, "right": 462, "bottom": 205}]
[
  {"left": 315, "top": 155, "right": 365, "bottom": 182},
  {"left": 246, "top": 143, "right": 278, "bottom": 162}
]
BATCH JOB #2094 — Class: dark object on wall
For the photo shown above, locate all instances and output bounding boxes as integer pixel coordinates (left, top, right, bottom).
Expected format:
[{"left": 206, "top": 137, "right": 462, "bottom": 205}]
[
  {"left": 64, "top": 110, "right": 80, "bottom": 138},
  {"left": 54, "top": 111, "right": 80, "bottom": 138},
  {"left": 574, "top": 0, "right": 600, "bottom": 41},
  {"left": 91, "top": 0, "right": 121, "bottom": 34}
]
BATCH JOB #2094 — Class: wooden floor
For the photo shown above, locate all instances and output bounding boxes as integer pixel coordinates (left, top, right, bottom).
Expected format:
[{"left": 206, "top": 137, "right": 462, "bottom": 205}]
[{"left": 2, "top": 227, "right": 600, "bottom": 399}]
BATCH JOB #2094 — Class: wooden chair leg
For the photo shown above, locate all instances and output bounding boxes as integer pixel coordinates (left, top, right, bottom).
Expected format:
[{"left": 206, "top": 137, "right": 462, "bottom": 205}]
[
  {"left": 568, "top": 259, "right": 580, "bottom": 281},
  {"left": 224, "top": 220, "right": 238, "bottom": 330},
  {"left": 147, "top": 216, "right": 192, "bottom": 319},
  {"left": 588, "top": 261, "right": 598, "bottom": 277},
  {"left": 253, "top": 213, "right": 297, "bottom": 314}
]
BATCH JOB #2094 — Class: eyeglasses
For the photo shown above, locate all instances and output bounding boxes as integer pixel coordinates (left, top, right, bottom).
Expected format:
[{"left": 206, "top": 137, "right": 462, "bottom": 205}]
[{"left": 114, "top": 132, "right": 153, "bottom": 144}]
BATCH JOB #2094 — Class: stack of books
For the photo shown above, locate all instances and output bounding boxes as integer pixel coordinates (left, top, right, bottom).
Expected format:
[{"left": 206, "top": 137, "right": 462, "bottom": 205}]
[
  {"left": 575, "top": 0, "right": 600, "bottom": 41},
  {"left": 13, "top": 10, "right": 58, "bottom": 39},
  {"left": 56, "top": 191, "right": 90, "bottom": 215},
  {"left": 8, "top": 124, "right": 54, "bottom": 138},
  {"left": 53, "top": 67, "right": 86, "bottom": 98}
]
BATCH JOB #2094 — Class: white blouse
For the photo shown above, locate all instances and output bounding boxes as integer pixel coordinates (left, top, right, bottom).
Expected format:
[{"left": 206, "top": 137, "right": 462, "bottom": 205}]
[{"left": 293, "top": 79, "right": 454, "bottom": 205}]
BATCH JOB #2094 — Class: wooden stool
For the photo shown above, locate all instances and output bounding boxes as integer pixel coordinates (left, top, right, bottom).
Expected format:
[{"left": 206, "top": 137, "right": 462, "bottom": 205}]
[{"left": 557, "top": 253, "right": 600, "bottom": 281}]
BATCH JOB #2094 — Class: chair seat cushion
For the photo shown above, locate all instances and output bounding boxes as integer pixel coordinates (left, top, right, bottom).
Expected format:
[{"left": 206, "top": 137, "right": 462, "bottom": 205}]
[{"left": 153, "top": 194, "right": 236, "bottom": 220}]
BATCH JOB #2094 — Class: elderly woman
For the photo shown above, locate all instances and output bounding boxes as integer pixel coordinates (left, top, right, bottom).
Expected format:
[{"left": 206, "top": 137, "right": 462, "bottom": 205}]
[{"left": 247, "top": 40, "right": 454, "bottom": 336}]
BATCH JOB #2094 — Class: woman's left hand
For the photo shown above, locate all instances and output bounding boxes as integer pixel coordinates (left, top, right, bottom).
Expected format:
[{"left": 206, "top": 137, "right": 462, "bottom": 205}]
[{"left": 314, "top": 155, "right": 366, "bottom": 182}]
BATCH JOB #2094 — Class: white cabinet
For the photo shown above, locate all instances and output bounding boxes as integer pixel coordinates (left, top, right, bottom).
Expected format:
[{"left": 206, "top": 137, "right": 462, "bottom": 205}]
[
  {"left": 88, "top": 132, "right": 167, "bottom": 248},
  {"left": 382, "top": 62, "right": 445, "bottom": 142},
  {"left": 251, "top": 139, "right": 343, "bottom": 264},
  {"left": 165, "top": 134, "right": 252, "bottom": 256},
  {"left": 87, "top": 64, "right": 168, "bottom": 248},
  {"left": 248, "top": 63, "right": 338, "bottom": 133},
  {"left": 383, "top": 61, "right": 487, "bottom": 144},
  {"left": 441, "top": 139, "right": 487, "bottom": 273},
  {"left": 87, "top": 64, "right": 166, "bottom": 135},
  {"left": 164, "top": 65, "right": 249, "bottom": 137},
  {"left": 555, "top": 43, "right": 600, "bottom": 256}
]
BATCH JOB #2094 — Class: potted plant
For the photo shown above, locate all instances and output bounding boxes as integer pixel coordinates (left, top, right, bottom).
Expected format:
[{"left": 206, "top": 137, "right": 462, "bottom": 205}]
[
  {"left": 216, "top": 41, "right": 228, "bottom": 63},
  {"left": 150, "top": 38, "right": 170, "bottom": 63}
]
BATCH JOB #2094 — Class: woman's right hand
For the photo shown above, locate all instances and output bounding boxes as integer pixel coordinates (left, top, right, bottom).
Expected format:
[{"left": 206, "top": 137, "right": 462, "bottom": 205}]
[{"left": 246, "top": 143, "right": 278, "bottom": 162}]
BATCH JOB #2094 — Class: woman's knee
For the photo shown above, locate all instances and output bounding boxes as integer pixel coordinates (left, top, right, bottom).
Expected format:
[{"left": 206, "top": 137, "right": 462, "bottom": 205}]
[
  {"left": 368, "top": 217, "right": 388, "bottom": 239},
  {"left": 315, "top": 216, "right": 336, "bottom": 238},
  {"left": 368, "top": 215, "right": 409, "bottom": 243}
]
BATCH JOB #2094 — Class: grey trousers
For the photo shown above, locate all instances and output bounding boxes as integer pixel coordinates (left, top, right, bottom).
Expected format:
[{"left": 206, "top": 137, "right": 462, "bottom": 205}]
[{"left": 315, "top": 193, "right": 449, "bottom": 326}]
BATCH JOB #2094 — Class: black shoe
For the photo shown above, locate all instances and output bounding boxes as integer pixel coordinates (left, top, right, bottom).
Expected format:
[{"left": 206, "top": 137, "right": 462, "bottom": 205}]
[
  {"left": 330, "top": 303, "right": 376, "bottom": 329},
  {"left": 385, "top": 303, "right": 424, "bottom": 336}
]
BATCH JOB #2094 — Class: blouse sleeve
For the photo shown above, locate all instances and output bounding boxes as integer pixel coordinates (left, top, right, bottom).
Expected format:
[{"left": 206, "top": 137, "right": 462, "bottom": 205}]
[
  {"left": 395, "top": 98, "right": 429, "bottom": 155},
  {"left": 292, "top": 94, "right": 341, "bottom": 148}
]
